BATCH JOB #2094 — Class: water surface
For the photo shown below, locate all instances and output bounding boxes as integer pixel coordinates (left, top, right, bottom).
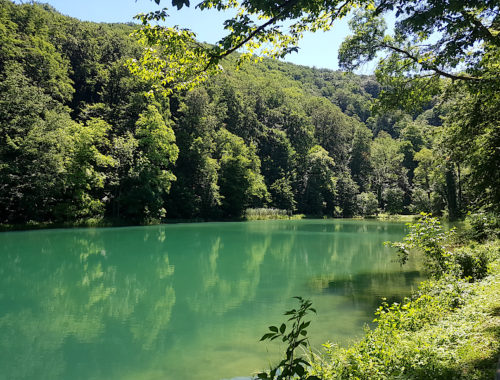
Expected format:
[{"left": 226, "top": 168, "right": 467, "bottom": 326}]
[{"left": 0, "top": 219, "right": 423, "bottom": 380}]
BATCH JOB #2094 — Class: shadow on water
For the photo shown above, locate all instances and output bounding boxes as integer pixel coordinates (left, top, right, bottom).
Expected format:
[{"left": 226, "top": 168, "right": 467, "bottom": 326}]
[{"left": 315, "top": 270, "right": 425, "bottom": 319}]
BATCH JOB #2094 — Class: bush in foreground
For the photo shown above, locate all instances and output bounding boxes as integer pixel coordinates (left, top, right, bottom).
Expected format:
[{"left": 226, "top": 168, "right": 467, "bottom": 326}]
[{"left": 257, "top": 214, "right": 500, "bottom": 379}]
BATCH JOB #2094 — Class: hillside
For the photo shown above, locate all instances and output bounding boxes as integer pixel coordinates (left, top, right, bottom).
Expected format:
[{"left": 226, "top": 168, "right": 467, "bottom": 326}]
[{"left": 0, "top": 0, "right": 463, "bottom": 224}]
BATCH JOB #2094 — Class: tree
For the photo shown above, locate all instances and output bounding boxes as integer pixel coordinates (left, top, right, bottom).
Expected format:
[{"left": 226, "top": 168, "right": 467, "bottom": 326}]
[
  {"left": 115, "top": 105, "right": 178, "bottom": 222},
  {"left": 349, "top": 124, "right": 373, "bottom": 192},
  {"left": 382, "top": 187, "right": 404, "bottom": 215},
  {"left": 370, "top": 132, "right": 407, "bottom": 208},
  {"left": 214, "top": 128, "right": 269, "bottom": 217},
  {"left": 133, "top": 1, "right": 499, "bottom": 94},
  {"left": 305, "top": 97, "right": 356, "bottom": 168},
  {"left": 60, "top": 117, "right": 114, "bottom": 221},
  {"left": 413, "top": 148, "right": 435, "bottom": 203},
  {"left": 167, "top": 87, "right": 222, "bottom": 218},
  {"left": 356, "top": 191, "right": 378, "bottom": 216},
  {"left": 335, "top": 171, "right": 359, "bottom": 217},
  {"left": 298, "top": 145, "right": 336, "bottom": 216}
]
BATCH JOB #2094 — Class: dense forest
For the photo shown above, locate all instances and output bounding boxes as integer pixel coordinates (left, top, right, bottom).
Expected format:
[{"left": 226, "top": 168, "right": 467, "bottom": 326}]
[{"left": 0, "top": 0, "right": 497, "bottom": 225}]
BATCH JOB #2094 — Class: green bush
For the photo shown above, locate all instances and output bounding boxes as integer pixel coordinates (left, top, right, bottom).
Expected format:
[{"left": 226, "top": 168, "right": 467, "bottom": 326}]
[
  {"left": 410, "top": 187, "right": 432, "bottom": 213},
  {"left": 464, "top": 212, "right": 500, "bottom": 242},
  {"left": 449, "top": 245, "right": 490, "bottom": 281},
  {"left": 356, "top": 191, "right": 378, "bottom": 216},
  {"left": 382, "top": 187, "right": 404, "bottom": 215},
  {"left": 245, "top": 208, "right": 290, "bottom": 220},
  {"left": 386, "top": 213, "right": 454, "bottom": 277}
]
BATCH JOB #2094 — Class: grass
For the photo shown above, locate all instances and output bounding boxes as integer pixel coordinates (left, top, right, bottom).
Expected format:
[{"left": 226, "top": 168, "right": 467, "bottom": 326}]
[
  {"left": 371, "top": 213, "right": 419, "bottom": 222},
  {"left": 245, "top": 208, "right": 304, "bottom": 221}
]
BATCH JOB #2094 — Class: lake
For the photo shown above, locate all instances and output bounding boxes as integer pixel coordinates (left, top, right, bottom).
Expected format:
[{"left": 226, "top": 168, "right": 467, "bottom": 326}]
[{"left": 0, "top": 219, "right": 423, "bottom": 380}]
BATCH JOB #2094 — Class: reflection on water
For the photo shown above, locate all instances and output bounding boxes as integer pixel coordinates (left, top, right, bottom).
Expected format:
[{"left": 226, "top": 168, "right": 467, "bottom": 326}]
[{"left": 0, "top": 220, "right": 422, "bottom": 380}]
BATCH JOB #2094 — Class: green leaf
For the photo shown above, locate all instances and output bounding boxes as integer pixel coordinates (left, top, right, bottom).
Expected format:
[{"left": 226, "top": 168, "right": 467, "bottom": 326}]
[{"left": 260, "top": 333, "right": 273, "bottom": 341}]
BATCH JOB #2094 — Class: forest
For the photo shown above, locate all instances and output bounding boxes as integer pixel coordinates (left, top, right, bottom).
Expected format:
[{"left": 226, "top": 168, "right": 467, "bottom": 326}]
[
  {"left": 2, "top": 0, "right": 497, "bottom": 226},
  {"left": 1, "top": 1, "right": 499, "bottom": 379}
]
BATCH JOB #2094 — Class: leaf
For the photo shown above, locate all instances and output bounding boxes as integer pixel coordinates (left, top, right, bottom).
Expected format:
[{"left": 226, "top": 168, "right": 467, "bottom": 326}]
[
  {"left": 297, "top": 364, "right": 305, "bottom": 376},
  {"left": 279, "top": 323, "right": 286, "bottom": 333},
  {"left": 269, "top": 325, "right": 278, "bottom": 333},
  {"left": 260, "top": 333, "right": 273, "bottom": 341}
]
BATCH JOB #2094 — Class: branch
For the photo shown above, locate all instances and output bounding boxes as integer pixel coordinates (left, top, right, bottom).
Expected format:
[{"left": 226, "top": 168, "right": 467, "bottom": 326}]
[
  {"left": 460, "top": 10, "right": 500, "bottom": 45},
  {"left": 330, "top": 0, "right": 351, "bottom": 25},
  {"left": 379, "top": 41, "right": 484, "bottom": 82},
  {"left": 204, "top": 0, "right": 301, "bottom": 68}
]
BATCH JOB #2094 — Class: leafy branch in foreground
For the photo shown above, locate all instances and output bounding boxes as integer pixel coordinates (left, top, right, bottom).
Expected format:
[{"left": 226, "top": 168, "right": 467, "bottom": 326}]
[
  {"left": 126, "top": 9, "right": 222, "bottom": 96},
  {"left": 257, "top": 297, "right": 320, "bottom": 380},
  {"left": 385, "top": 213, "right": 455, "bottom": 277}
]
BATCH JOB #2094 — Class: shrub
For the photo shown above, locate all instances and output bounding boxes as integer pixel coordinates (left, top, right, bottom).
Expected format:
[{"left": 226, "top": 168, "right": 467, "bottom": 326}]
[
  {"left": 386, "top": 213, "right": 454, "bottom": 277},
  {"left": 245, "top": 208, "right": 289, "bottom": 220},
  {"left": 449, "top": 245, "right": 490, "bottom": 281},
  {"left": 464, "top": 212, "right": 500, "bottom": 242},
  {"left": 382, "top": 187, "right": 404, "bottom": 214},
  {"left": 410, "top": 187, "right": 431, "bottom": 213},
  {"left": 356, "top": 191, "right": 378, "bottom": 216}
]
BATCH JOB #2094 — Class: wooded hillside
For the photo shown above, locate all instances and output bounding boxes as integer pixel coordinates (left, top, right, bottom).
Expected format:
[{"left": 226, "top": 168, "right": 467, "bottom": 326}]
[{"left": 0, "top": 0, "right": 493, "bottom": 224}]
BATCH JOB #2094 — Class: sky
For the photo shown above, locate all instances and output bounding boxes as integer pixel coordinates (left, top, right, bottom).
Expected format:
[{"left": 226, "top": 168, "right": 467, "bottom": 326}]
[{"left": 16, "top": 0, "right": 373, "bottom": 72}]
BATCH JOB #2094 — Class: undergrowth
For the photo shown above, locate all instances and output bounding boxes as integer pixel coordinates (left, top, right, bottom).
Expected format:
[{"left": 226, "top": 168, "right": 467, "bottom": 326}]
[{"left": 257, "top": 213, "right": 500, "bottom": 379}]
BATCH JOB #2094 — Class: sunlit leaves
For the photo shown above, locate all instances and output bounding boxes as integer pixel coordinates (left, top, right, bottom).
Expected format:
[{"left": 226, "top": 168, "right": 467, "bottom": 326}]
[
  {"left": 132, "top": 0, "right": 373, "bottom": 95},
  {"left": 127, "top": 21, "right": 221, "bottom": 96}
]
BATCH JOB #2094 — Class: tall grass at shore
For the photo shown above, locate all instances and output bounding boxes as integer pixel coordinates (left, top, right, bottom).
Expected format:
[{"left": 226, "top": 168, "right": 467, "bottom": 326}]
[{"left": 245, "top": 208, "right": 303, "bottom": 221}]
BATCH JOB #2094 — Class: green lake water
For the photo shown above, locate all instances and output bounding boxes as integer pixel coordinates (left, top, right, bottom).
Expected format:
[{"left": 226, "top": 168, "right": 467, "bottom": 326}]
[{"left": 0, "top": 219, "right": 423, "bottom": 380}]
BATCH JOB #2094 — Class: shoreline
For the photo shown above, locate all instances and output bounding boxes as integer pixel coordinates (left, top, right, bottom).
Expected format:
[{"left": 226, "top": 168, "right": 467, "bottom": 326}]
[{"left": 0, "top": 213, "right": 424, "bottom": 232}]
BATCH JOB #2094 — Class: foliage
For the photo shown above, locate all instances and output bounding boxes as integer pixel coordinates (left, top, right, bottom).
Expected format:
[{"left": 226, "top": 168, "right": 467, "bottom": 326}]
[
  {"left": 119, "top": 105, "right": 179, "bottom": 222},
  {"left": 449, "top": 244, "right": 490, "bottom": 282},
  {"left": 356, "top": 191, "right": 378, "bottom": 216},
  {"left": 382, "top": 187, "right": 404, "bottom": 215},
  {"left": 410, "top": 187, "right": 432, "bottom": 214},
  {"left": 386, "top": 213, "right": 455, "bottom": 277},
  {"left": 370, "top": 132, "right": 407, "bottom": 206},
  {"left": 464, "top": 212, "right": 500, "bottom": 242},
  {"left": 0, "top": 0, "right": 496, "bottom": 224},
  {"left": 215, "top": 128, "right": 269, "bottom": 217},
  {"left": 298, "top": 145, "right": 337, "bottom": 216},
  {"left": 307, "top": 236, "right": 500, "bottom": 380},
  {"left": 335, "top": 171, "right": 359, "bottom": 217},
  {"left": 126, "top": 10, "right": 220, "bottom": 96},
  {"left": 257, "top": 297, "right": 320, "bottom": 380},
  {"left": 245, "top": 208, "right": 292, "bottom": 221}
]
